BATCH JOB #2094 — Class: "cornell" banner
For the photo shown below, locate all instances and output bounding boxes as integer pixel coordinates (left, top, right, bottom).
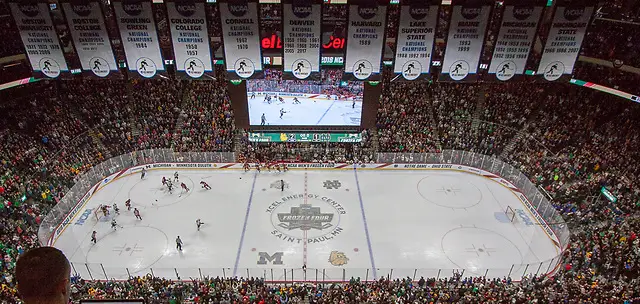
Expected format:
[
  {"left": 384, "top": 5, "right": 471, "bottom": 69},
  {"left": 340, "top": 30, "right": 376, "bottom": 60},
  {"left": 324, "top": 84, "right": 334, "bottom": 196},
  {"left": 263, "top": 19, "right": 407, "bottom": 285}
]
[
  {"left": 440, "top": 0, "right": 492, "bottom": 82},
  {"left": 9, "top": 0, "right": 69, "bottom": 78},
  {"left": 487, "top": 0, "right": 544, "bottom": 81},
  {"left": 219, "top": 0, "right": 262, "bottom": 79},
  {"left": 61, "top": 0, "right": 118, "bottom": 78},
  {"left": 393, "top": 0, "right": 439, "bottom": 81},
  {"left": 344, "top": 0, "right": 387, "bottom": 81},
  {"left": 536, "top": 0, "right": 594, "bottom": 81},
  {"left": 282, "top": 0, "right": 322, "bottom": 80},
  {"left": 113, "top": 0, "right": 165, "bottom": 78},
  {"left": 167, "top": 0, "right": 214, "bottom": 79}
]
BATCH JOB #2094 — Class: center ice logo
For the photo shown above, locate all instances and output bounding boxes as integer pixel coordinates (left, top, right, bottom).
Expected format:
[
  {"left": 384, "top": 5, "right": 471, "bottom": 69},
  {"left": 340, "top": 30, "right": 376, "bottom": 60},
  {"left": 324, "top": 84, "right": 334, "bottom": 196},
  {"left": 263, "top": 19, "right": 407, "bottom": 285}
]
[
  {"left": 448, "top": 60, "right": 469, "bottom": 81},
  {"left": 266, "top": 194, "right": 346, "bottom": 243}
]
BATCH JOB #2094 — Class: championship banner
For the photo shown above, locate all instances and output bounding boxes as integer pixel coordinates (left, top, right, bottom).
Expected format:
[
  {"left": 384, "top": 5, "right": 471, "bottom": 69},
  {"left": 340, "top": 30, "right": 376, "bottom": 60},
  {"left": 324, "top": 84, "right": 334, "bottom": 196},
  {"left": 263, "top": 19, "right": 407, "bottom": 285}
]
[
  {"left": 440, "top": 0, "right": 492, "bottom": 82},
  {"left": 282, "top": 0, "right": 322, "bottom": 80},
  {"left": 9, "top": 0, "right": 69, "bottom": 78},
  {"left": 113, "top": 0, "right": 165, "bottom": 78},
  {"left": 536, "top": 0, "right": 595, "bottom": 81},
  {"left": 487, "top": 0, "right": 544, "bottom": 81},
  {"left": 344, "top": 0, "right": 387, "bottom": 81},
  {"left": 166, "top": 0, "right": 213, "bottom": 79},
  {"left": 61, "top": 0, "right": 118, "bottom": 78},
  {"left": 219, "top": 0, "right": 263, "bottom": 79},
  {"left": 393, "top": 0, "right": 439, "bottom": 81}
]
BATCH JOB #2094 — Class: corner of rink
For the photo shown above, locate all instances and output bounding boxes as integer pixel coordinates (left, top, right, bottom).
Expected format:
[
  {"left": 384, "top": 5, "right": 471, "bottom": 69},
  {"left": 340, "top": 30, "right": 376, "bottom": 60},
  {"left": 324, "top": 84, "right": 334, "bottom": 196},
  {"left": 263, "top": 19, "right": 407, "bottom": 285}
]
[{"left": 49, "top": 162, "right": 564, "bottom": 281}]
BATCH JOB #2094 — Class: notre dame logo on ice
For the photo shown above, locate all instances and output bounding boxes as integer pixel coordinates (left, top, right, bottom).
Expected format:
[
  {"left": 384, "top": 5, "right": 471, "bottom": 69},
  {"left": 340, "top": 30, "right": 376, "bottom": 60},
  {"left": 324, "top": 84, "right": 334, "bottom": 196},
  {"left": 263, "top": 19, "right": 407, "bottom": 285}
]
[{"left": 328, "top": 251, "right": 349, "bottom": 266}]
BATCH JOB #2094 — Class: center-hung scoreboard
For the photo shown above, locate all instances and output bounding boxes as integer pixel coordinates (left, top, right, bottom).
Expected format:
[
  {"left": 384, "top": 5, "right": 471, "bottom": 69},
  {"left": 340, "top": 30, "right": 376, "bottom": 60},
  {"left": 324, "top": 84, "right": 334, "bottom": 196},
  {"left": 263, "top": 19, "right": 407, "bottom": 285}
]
[{"left": 9, "top": 0, "right": 596, "bottom": 82}]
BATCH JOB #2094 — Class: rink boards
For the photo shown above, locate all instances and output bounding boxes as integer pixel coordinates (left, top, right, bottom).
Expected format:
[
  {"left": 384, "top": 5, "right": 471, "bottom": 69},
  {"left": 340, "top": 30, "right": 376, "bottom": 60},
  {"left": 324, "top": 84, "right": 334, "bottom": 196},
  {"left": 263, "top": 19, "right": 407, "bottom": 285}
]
[{"left": 48, "top": 162, "right": 564, "bottom": 281}]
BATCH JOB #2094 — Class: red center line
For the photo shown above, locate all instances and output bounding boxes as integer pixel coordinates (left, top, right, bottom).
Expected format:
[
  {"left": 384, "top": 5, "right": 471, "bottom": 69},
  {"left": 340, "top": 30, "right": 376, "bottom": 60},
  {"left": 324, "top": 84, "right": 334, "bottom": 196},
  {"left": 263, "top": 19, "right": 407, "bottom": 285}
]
[{"left": 303, "top": 170, "right": 308, "bottom": 270}]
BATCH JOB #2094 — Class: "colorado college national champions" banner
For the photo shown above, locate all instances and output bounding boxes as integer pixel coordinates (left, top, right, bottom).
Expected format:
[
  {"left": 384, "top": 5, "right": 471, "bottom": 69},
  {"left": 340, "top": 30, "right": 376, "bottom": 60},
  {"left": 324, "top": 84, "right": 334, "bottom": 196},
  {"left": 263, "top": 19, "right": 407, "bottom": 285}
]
[{"left": 166, "top": 0, "right": 214, "bottom": 79}]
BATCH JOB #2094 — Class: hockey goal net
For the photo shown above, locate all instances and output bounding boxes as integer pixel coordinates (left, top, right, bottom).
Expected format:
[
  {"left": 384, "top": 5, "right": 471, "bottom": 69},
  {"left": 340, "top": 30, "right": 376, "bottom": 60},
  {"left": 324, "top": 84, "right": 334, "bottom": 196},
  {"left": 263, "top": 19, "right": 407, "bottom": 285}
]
[
  {"left": 93, "top": 204, "right": 109, "bottom": 223},
  {"left": 505, "top": 206, "right": 517, "bottom": 223}
]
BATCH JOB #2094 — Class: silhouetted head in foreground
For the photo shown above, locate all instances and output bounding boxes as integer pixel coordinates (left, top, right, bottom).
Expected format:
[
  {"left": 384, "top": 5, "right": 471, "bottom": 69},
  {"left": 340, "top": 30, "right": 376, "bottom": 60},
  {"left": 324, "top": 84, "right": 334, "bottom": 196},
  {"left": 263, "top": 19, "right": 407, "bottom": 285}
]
[{"left": 16, "top": 247, "right": 71, "bottom": 304}]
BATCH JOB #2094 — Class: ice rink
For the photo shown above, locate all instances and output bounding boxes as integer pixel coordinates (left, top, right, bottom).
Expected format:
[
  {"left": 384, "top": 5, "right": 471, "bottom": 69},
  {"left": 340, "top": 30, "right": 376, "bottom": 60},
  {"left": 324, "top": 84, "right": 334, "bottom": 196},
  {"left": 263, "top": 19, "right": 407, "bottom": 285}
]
[
  {"left": 53, "top": 167, "right": 561, "bottom": 281},
  {"left": 247, "top": 93, "right": 362, "bottom": 126}
]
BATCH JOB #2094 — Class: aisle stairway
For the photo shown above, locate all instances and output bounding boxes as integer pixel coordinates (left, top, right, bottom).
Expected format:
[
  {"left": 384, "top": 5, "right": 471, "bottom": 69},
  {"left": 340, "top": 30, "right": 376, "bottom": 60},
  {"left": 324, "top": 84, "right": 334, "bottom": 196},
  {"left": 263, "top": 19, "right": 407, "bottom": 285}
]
[{"left": 471, "top": 85, "right": 487, "bottom": 131}]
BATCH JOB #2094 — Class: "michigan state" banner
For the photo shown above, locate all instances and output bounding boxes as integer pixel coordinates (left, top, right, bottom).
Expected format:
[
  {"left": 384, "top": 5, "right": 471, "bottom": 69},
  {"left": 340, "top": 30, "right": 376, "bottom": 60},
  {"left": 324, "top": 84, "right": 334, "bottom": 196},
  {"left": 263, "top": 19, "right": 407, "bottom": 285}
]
[
  {"left": 113, "top": 0, "right": 165, "bottom": 78},
  {"left": 487, "top": 0, "right": 544, "bottom": 81},
  {"left": 167, "top": 0, "right": 214, "bottom": 79},
  {"left": 536, "top": 0, "right": 595, "bottom": 81},
  {"left": 219, "top": 0, "right": 263, "bottom": 79},
  {"left": 282, "top": 0, "right": 322, "bottom": 80},
  {"left": 344, "top": 0, "right": 387, "bottom": 81},
  {"left": 440, "top": 0, "right": 492, "bottom": 82},
  {"left": 393, "top": 0, "right": 439, "bottom": 81},
  {"left": 61, "top": 0, "right": 118, "bottom": 78},
  {"left": 9, "top": 0, "right": 69, "bottom": 78}
]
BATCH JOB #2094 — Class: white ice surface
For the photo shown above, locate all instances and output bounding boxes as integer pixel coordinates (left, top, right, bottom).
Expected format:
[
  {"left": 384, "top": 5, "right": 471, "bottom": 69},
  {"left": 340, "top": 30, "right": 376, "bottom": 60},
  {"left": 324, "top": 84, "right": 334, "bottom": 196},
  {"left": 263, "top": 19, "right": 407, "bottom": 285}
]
[{"left": 54, "top": 169, "right": 560, "bottom": 281}]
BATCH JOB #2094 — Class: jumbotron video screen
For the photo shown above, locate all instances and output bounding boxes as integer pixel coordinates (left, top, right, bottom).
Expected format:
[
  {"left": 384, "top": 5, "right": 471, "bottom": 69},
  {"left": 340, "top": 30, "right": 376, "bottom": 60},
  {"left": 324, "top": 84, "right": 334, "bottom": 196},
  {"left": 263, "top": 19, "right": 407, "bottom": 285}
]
[{"left": 247, "top": 69, "right": 364, "bottom": 126}]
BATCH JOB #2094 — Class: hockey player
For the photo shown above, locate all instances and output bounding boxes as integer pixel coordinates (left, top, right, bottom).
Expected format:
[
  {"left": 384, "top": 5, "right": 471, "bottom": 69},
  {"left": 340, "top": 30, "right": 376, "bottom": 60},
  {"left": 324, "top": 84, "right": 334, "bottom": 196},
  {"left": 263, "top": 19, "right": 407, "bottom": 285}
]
[
  {"left": 280, "top": 108, "right": 287, "bottom": 119},
  {"left": 162, "top": 176, "right": 167, "bottom": 186},
  {"left": 166, "top": 179, "right": 173, "bottom": 193},
  {"left": 111, "top": 219, "right": 118, "bottom": 230},
  {"left": 261, "top": 113, "right": 266, "bottom": 126},
  {"left": 180, "top": 182, "right": 190, "bottom": 193},
  {"left": 293, "top": 97, "right": 301, "bottom": 104},
  {"left": 141, "top": 167, "right": 147, "bottom": 179},
  {"left": 176, "top": 236, "right": 183, "bottom": 251},
  {"left": 243, "top": 162, "right": 251, "bottom": 172},
  {"left": 91, "top": 231, "right": 97, "bottom": 244},
  {"left": 283, "top": 163, "right": 289, "bottom": 172},
  {"left": 352, "top": 100, "right": 356, "bottom": 109},
  {"left": 251, "top": 92, "right": 256, "bottom": 99},
  {"left": 101, "top": 205, "right": 109, "bottom": 217},
  {"left": 255, "top": 163, "right": 261, "bottom": 172},
  {"left": 112, "top": 203, "right": 120, "bottom": 215},
  {"left": 196, "top": 219, "right": 203, "bottom": 231},
  {"left": 174, "top": 171, "right": 179, "bottom": 183},
  {"left": 200, "top": 181, "right": 211, "bottom": 190},
  {"left": 276, "top": 163, "right": 281, "bottom": 172},
  {"left": 134, "top": 208, "right": 142, "bottom": 220},
  {"left": 278, "top": 96, "right": 284, "bottom": 104},
  {"left": 266, "top": 162, "right": 272, "bottom": 172},
  {"left": 280, "top": 179, "right": 285, "bottom": 192},
  {"left": 125, "top": 199, "right": 131, "bottom": 211}
]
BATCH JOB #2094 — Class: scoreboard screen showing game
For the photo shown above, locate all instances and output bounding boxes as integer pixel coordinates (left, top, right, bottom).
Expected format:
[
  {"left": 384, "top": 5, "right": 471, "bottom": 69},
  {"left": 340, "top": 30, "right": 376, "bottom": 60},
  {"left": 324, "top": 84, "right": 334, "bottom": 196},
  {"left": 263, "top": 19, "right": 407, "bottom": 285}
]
[{"left": 246, "top": 69, "right": 363, "bottom": 126}]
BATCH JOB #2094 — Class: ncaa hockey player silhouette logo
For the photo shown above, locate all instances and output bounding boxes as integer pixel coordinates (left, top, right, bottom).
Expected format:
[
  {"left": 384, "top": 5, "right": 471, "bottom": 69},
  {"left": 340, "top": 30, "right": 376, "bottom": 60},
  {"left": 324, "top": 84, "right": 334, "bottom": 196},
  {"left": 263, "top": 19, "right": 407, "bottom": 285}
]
[
  {"left": 543, "top": 61, "right": 564, "bottom": 81},
  {"left": 495, "top": 60, "right": 516, "bottom": 81},
  {"left": 448, "top": 60, "right": 469, "bottom": 81},
  {"left": 136, "top": 57, "right": 157, "bottom": 78},
  {"left": 90, "top": 57, "right": 111, "bottom": 77},
  {"left": 402, "top": 60, "right": 422, "bottom": 80},
  {"left": 184, "top": 57, "right": 205, "bottom": 78},
  {"left": 234, "top": 58, "right": 255, "bottom": 78},
  {"left": 291, "top": 59, "right": 312, "bottom": 79},
  {"left": 353, "top": 59, "right": 373, "bottom": 80},
  {"left": 39, "top": 57, "right": 61, "bottom": 78}
]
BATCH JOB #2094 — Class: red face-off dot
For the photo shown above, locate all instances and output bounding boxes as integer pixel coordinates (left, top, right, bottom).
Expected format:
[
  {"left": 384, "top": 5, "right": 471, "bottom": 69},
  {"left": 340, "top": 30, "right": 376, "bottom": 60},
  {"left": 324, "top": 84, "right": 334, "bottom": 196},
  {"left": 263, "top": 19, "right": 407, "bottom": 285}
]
[
  {"left": 251, "top": 248, "right": 256, "bottom": 252},
  {"left": 354, "top": 248, "right": 359, "bottom": 252}
]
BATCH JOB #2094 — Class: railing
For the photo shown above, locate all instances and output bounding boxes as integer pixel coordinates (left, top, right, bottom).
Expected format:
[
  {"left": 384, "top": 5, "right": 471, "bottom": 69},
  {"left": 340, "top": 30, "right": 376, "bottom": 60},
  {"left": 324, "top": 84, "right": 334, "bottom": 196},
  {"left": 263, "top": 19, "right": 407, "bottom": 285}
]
[{"left": 39, "top": 149, "right": 569, "bottom": 282}]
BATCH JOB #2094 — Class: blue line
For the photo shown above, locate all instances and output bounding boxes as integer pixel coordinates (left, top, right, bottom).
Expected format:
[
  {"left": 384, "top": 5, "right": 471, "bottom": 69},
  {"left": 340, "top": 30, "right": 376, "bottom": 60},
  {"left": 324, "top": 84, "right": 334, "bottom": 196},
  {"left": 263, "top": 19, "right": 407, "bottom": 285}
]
[
  {"left": 233, "top": 171, "right": 258, "bottom": 277},
  {"left": 315, "top": 99, "right": 337, "bottom": 125},
  {"left": 353, "top": 166, "right": 377, "bottom": 279}
]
